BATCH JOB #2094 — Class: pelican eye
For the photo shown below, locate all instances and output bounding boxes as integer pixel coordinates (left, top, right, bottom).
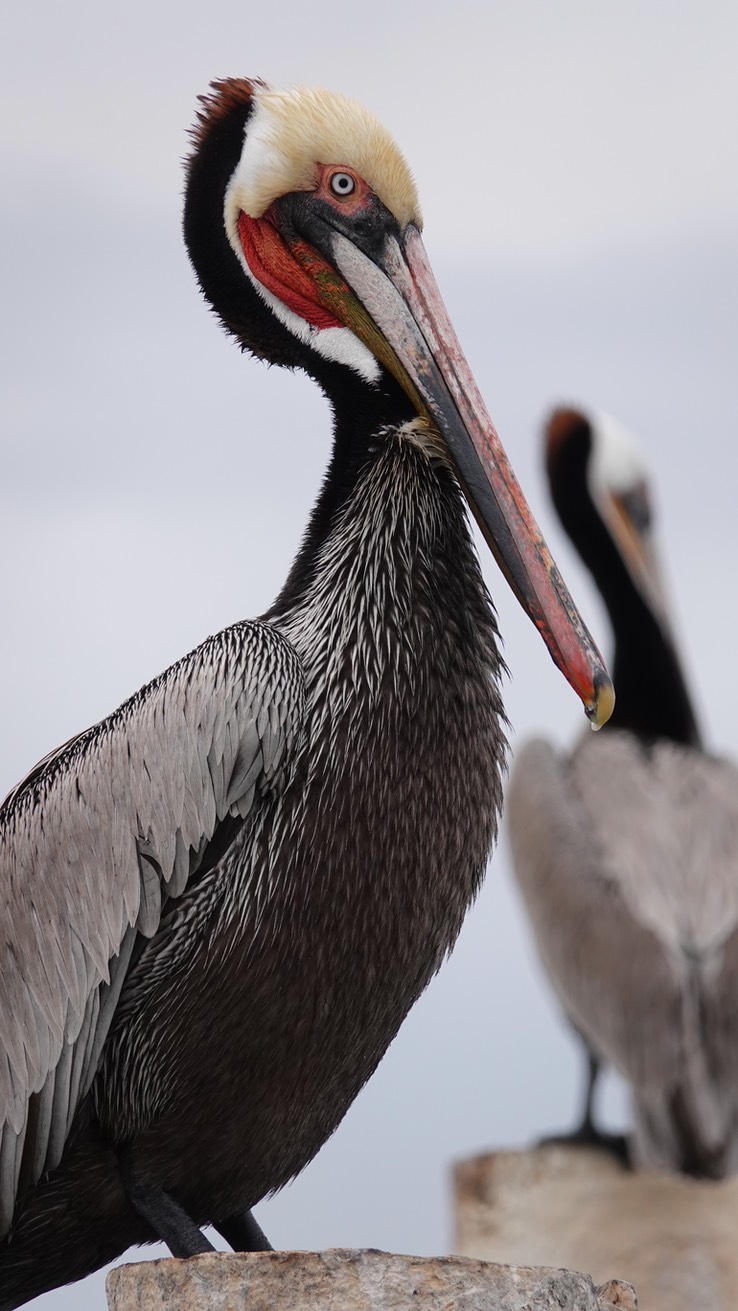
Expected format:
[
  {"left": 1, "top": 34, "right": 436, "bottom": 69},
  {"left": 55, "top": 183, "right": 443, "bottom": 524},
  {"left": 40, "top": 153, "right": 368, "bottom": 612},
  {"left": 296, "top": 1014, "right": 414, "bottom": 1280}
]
[{"left": 329, "top": 172, "right": 356, "bottom": 198}]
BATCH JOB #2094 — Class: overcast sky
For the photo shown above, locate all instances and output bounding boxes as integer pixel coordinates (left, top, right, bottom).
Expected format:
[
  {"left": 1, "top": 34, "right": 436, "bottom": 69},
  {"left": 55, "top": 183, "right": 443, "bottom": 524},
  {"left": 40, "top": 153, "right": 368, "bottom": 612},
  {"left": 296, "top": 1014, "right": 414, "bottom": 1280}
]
[{"left": 2, "top": 3, "right": 737, "bottom": 1307}]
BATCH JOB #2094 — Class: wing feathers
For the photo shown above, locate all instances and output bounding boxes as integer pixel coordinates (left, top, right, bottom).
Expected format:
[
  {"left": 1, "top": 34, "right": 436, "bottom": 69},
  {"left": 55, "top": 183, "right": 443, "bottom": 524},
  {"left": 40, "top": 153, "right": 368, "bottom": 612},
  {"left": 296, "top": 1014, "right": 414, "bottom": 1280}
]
[
  {"left": 0, "top": 620, "right": 304, "bottom": 1234},
  {"left": 46, "top": 1040, "right": 73, "bottom": 1172},
  {"left": 509, "top": 731, "right": 738, "bottom": 1171},
  {"left": 135, "top": 846, "right": 164, "bottom": 938},
  {"left": 21, "top": 1078, "right": 54, "bottom": 1195},
  {"left": 226, "top": 721, "right": 264, "bottom": 808},
  {"left": 509, "top": 736, "right": 686, "bottom": 1090},
  {"left": 80, "top": 926, "right": 139, "bottom": 1101},
  {"left": 169, "top": 829, "right": 191, "bottom": 900},
  {"left": 0, "top": 1124, "right": 19, "bottom": 1236}
]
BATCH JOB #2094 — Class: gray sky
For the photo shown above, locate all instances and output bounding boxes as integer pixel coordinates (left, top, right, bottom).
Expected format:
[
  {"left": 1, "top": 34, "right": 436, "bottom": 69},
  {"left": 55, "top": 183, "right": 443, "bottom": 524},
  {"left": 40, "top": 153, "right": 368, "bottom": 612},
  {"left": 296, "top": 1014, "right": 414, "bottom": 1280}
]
[{"left": 2, "top": 2, "right": 737, "bottom": 1306}]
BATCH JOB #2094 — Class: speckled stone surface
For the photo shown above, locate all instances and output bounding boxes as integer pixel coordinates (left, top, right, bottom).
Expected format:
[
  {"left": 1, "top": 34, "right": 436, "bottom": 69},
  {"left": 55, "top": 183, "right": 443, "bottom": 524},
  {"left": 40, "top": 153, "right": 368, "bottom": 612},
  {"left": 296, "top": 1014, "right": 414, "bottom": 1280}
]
[
  {"left": 456, "top": 1143, "right": 738, "bottom": 1310},
  {"left": 106, "top": 1248, "right": 635, "bottom": 1310}
]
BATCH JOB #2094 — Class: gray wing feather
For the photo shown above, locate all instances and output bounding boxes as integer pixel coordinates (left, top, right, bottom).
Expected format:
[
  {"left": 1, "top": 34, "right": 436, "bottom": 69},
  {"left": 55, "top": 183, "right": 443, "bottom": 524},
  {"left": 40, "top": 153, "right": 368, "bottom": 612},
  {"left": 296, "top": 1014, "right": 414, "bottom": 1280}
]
[
  {"left": 79, "top": 925, "right": 139, "bottom": 1103},
  {"left": 509, "top": 735, "right": 681, "bottom": 1092},
  {"left": 0, "top": 1125, "right": 18, "bottom": 1235},
  {"left": 508, "top": 730, "right": 738, "bottom": 1165},
  {"left": 27, "top": 1075, "right": 55, "bottom": 1184},
  {"left": 0, "top": 620, "right": 304, "bottom": 1234},
  {"left": 135, "top": 849, "right": 163, "bottom": 938},
  {"left": 47, "top": 1041, "right": 74, "bottom": 1166}
]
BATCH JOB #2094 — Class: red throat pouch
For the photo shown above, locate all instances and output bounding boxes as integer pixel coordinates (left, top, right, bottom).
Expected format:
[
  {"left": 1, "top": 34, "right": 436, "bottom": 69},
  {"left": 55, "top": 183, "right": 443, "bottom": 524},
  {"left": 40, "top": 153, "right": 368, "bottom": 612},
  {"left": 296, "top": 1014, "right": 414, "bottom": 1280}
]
[{"left": 237, "top": 213, "right": 344, "bottom": 331}]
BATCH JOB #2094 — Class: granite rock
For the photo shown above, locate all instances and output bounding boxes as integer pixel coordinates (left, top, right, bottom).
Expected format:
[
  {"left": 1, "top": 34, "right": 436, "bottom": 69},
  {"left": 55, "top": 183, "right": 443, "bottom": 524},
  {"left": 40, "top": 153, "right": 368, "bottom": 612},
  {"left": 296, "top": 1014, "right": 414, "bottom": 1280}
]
[{"left": 106, "top": 1248, "right": 635, "bottom": 1310}]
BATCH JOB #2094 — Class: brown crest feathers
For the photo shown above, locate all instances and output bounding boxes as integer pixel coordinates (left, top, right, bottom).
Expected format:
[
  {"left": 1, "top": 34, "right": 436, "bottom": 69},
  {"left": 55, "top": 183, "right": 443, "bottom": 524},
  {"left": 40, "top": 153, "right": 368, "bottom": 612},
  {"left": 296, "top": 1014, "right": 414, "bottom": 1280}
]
[
  {"left": 189, "top": 77, "right": 266, "bottom": 151},
  {"left": 546, "top": 406, "right": 587, "bottom": 457}
]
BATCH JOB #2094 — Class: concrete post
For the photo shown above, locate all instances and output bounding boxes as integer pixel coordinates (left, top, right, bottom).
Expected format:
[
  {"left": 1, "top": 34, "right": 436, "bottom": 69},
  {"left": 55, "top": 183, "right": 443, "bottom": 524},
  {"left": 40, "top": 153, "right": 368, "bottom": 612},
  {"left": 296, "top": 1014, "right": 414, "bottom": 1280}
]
[
  {"left": 106, "top": 1248, "right": 635, "bottom": 1310},
  {"left": 454, "top": 1144, "right": 738, "bottom": 1311}
]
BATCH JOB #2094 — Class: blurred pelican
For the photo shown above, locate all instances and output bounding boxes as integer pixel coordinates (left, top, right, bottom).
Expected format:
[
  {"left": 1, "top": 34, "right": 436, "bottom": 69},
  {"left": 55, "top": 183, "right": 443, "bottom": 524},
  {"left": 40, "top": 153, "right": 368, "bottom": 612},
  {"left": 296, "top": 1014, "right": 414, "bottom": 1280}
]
[{"left": 509, "top": 406, "right": 738, "bottom": 1176}]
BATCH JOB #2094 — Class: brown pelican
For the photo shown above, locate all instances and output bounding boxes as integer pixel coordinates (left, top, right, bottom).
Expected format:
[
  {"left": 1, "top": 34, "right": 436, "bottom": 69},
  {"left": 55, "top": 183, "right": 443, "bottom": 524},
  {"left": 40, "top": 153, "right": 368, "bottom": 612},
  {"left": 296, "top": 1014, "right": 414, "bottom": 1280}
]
[
  {"left": 0, "top": 84, "right": 611, "bottom": 1307},
  {"left": 510, "top": 405, "right": 738, "bottom": 1176}
]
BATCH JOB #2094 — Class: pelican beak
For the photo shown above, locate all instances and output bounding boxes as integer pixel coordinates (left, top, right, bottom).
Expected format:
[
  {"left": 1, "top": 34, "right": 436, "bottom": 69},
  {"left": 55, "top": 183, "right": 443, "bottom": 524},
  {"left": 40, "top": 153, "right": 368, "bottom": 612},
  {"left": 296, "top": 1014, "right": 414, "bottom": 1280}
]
[
  {"left": 273, "top": 210, "right": 614, "bottom": 727},
  {"left": 600, "top": 487, "right": 671, "bottom": 633}
]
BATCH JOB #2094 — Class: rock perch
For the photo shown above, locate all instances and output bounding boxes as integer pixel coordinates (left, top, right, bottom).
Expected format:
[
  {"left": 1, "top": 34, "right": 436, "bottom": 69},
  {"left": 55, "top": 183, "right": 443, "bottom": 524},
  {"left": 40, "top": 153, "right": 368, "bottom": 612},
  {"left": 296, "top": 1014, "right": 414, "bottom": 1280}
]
[{"left": 106, "top": 1249, "right": 635, "bottom": 1310}]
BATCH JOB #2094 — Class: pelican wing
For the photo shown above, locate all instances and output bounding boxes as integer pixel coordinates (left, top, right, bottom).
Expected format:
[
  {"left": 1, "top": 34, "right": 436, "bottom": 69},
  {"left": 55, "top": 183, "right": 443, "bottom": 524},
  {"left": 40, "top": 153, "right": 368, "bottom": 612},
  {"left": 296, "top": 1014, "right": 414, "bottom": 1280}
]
[
  {"left": 697, "top": 901, "right": 738, "bottom": 1160},
  {"left": 0, "top": 619, "right": 304, "bottom": 1234},
  {"left": 508, "top": 732, "right": 738, "bottom": 1106}
]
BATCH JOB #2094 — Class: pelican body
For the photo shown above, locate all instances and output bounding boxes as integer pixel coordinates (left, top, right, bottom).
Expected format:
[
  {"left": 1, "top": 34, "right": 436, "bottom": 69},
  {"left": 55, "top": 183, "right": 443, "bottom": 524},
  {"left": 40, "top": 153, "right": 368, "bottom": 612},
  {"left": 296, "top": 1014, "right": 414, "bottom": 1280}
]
[
  {"left": 0, "top": 86, "right": 610, "bottom": 1307},
  {"left": 510, "top": 407, "right": 738, "bottom": 1176}
]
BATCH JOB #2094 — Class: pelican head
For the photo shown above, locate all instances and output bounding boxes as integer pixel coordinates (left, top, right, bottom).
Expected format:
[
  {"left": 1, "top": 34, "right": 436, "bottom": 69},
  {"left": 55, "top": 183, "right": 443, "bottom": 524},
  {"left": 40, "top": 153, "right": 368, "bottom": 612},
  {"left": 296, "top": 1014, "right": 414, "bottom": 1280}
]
[
  {"left": 547, "top": 406, "right": 670, "bottom": 633},
  {"left": 185, "top": 79, "right": 614, "bottom": 727}
]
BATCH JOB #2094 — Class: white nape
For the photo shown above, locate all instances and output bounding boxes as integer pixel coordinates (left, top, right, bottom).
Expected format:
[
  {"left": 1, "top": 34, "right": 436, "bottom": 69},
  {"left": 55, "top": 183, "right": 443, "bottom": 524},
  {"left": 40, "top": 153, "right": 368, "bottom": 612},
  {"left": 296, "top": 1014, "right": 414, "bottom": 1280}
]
[{"left": 587, "top": 409, "right": 651, "bottom": 501}]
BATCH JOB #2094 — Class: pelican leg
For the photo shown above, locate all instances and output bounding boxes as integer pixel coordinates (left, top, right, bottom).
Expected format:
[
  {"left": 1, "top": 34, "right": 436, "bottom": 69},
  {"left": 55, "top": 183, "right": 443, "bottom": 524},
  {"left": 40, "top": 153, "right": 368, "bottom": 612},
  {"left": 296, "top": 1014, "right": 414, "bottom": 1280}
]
[
  {"left": 214, "top": 1208, "right": 273, "bottom": 1252},
  {"left": 119, "top": 1148, "right": 215, "bottom": 1257},
  {"left": 579, "top": 1048, "right": 600, "bottom": 1137},
  {"left": 539, "top": 1048, "right": 629, "bottom": 1164}
]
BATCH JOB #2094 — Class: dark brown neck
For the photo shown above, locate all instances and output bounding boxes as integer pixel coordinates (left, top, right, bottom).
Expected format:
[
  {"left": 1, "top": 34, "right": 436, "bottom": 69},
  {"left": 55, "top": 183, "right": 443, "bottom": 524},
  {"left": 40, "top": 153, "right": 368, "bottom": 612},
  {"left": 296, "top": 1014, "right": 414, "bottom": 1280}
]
[{"left": 549, "top": 420, "right": 701, "bottom": 748}]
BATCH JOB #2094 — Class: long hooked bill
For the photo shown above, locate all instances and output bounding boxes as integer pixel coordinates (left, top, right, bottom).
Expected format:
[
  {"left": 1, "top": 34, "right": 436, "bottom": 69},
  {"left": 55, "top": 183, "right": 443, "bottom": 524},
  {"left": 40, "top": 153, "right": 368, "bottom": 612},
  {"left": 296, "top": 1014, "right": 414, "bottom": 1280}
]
[{"left": 296, "top": 222, "right": 614, "bottom": 727}]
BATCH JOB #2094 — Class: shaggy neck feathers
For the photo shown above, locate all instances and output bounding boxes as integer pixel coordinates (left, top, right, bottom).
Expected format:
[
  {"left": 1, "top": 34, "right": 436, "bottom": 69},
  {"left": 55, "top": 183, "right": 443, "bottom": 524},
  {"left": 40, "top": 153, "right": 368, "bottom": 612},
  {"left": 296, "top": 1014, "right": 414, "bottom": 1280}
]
[{"left": 270, "top": 426, "right": 499, "bottom": 687}]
